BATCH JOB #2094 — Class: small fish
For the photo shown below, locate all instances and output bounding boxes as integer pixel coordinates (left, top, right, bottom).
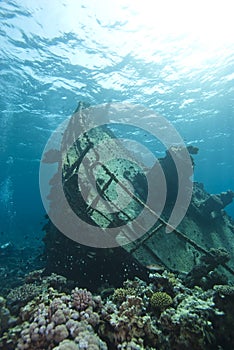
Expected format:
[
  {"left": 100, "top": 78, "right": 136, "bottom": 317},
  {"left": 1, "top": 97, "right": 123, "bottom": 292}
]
[
  {"left": 87, "top": 251, "right": 96, "bottom": 259},
  {"left": 145, "top": 264, "right": 165, "bottom": 272},
  {"left": 0, "top": 242, "right": 13, "bottom": 255},
  {"left": 0, "top": 242, "right": 12, "bottom": 250}
]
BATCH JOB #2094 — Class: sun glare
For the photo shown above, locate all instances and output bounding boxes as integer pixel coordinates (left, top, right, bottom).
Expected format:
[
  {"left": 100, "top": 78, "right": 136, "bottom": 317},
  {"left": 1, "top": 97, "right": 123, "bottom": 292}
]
[
  {"left": 128, "top": 0, "right": 234, "bottom": 45},
  {"left": 22, "top": 0, "right": 233, "bottom": 69},
  {"left": 114, "top": 0, "right": 234, "bottom": 67}
]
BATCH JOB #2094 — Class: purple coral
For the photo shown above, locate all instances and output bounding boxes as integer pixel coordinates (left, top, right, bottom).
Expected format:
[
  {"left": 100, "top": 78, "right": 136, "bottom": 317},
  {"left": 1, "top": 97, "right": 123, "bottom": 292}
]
[
  {"left": 12, "top": 288, "right": 100, "bottom": 349},
  {"left": 71, "top": 288, "right": 94, "bottom": 311}
]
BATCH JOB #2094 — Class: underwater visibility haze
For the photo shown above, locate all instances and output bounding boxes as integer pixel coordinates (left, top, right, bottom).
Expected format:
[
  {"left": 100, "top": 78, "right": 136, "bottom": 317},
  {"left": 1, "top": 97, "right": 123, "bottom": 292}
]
[{"left": 0, "top": 1, "right": 234, "bottom": 349}]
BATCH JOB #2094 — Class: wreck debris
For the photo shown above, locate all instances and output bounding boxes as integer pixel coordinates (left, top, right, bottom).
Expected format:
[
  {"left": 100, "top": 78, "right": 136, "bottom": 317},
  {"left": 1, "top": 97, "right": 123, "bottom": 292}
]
[{"left": 42, "top": 102, "right": 234, "bottom": 289}]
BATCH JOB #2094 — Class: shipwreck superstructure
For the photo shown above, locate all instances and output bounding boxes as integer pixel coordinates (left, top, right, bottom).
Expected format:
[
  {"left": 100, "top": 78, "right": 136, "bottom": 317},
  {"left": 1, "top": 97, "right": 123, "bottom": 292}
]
[{"left": 42, "top": 102, "right": 234, "bottom": 289}]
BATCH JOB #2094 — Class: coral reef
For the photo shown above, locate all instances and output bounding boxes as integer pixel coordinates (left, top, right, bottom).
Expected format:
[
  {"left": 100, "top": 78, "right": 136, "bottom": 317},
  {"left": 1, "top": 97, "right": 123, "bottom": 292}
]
[
  {"left": 7, "top": 283, "right": 44, "bottom": 314},
  {"left": 0, "top": 286, "right": 105, "bottom": 350},
  {"left": 159, "top": 290, "right": 222, "bottom": 349},
  {"left": 0, "top": 296, "right": 17, "bottom": 336},
  {"left": 6, "top": 271, "right": 74, "bottom": 315},
  {"left": 0, "top": 270, "right": 234, "bottom": 349},
  {"left": 99, "top": 295, "right": 158, "bottom": 348}
]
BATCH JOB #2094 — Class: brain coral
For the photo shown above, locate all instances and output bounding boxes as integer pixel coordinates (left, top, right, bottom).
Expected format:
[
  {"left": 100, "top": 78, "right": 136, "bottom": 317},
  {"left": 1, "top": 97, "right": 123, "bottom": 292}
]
[{"left": 150, "top": 292, "right": 173, "bottom": 310}]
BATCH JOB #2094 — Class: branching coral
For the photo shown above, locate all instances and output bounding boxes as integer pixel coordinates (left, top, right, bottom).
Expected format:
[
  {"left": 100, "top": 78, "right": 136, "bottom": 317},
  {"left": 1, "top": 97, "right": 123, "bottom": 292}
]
[
  {"left": 0, "top": 287, "right": 105, "bottom": 350},
  {"left": 112, "top": 287, "right": 136, "bottom": 304},
  {"left": 7, "top": 284, "right": 44, "bottom": 314},
  {"left": 112, "top": 288, "right": 127, "bottom": 303},
  {"left": 0, "top": 271, "right": 231, "bottom": 350},
  {"left": 71, "top": 288, "right": 94, "bottom": 311},
  {"left": 100, "top": 295, "right": 158, "bottom": 348},
  {"left": 159, "top": 290, "right": 223, "bottom": 349},
  {"left": 6, "top": 271, "right": 71, "bottom": 315}
]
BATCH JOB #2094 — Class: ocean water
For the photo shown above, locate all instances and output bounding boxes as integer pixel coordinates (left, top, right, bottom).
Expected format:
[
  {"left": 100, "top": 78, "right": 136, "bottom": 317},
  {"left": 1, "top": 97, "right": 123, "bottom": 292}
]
[{"left": 0, "top": 0, "right": 234, "bottom": 249}]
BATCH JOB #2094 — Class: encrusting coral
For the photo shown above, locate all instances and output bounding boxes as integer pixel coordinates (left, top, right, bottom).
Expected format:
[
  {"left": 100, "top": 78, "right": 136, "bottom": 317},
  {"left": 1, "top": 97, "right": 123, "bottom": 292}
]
[
  {"left": 184, "top": 247, "right": 230, "bottom": 289},
  {"left": 213, "top": 284, "right": 234, "bottom": 296}
]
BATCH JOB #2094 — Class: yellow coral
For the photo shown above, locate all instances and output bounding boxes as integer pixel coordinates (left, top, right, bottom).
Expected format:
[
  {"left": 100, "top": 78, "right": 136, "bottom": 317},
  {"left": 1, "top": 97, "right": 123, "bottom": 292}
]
[
  {"left": 150, "top": 292, "right": 173, "bottom": 310},
  {"left": 113, "top": 287, "right": 136, "bottom": 303},
  {"left": 112, "top": 288, "right": 127, "bottom": 303}
]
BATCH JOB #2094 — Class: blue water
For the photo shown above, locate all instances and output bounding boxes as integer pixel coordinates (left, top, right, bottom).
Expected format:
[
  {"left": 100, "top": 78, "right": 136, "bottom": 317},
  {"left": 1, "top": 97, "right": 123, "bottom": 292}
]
[{"left": 0, "top": 0, "right": 234, "bottom": 247}]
